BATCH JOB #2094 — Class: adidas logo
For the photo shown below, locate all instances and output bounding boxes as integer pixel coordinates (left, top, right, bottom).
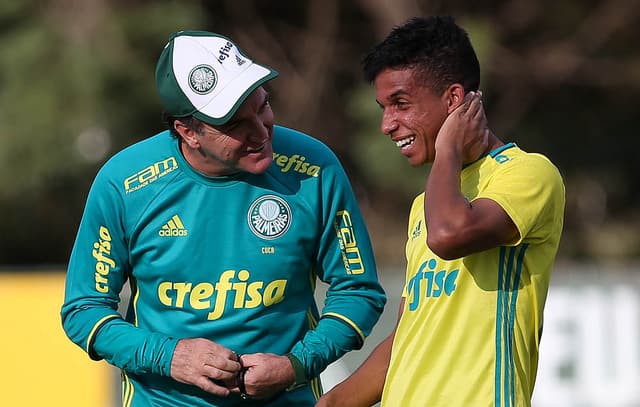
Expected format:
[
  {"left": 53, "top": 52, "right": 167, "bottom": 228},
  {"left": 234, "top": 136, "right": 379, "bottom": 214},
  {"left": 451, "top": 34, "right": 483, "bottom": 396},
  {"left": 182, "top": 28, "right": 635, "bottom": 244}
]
[
  {"left": 411, "top": 220, "right": 422, "bottom": 240},
  {"left": 159, "top": 215, "right": 188, "bottom": 237},
  {"left": 235, "top": 54, "right": 246, "bottom": 66}
]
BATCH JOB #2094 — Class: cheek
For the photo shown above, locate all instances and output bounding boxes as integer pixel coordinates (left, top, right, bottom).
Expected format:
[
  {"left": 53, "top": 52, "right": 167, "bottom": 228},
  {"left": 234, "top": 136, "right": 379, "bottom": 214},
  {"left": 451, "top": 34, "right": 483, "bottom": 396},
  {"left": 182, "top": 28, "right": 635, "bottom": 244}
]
[
  {"left": 403, "top": 112, "right": 431, "bottom": 138},
  {"left": 262, "top": 107, "right": 275, "bottom": 127},
  {"left": 215, "top": 138, "right": 244, "bottom": 160},
  {"left": 416, "top": 110, "right": 445, "bottom": 137}
]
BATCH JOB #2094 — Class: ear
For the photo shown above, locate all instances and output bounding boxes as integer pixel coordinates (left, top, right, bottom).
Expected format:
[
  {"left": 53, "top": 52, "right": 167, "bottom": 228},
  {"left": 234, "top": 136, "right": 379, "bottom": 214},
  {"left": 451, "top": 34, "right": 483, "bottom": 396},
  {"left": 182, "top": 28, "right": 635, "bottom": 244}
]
[
  {"left": 174, "top": 120, "right": 201, "bottom": 149},
  {"left": 444, "top": 84, "right": 466, "bottom": 113}
]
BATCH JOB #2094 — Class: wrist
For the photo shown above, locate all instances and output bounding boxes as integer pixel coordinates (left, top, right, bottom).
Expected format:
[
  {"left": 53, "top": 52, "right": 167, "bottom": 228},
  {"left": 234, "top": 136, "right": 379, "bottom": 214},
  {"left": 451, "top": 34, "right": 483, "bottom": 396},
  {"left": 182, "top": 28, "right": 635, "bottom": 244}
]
[
  {"left": 285, "top": 353, "right": 307, "bottom": 391},
  {"left": 433, "top": 146, "right": 461, "bottom": 164}
]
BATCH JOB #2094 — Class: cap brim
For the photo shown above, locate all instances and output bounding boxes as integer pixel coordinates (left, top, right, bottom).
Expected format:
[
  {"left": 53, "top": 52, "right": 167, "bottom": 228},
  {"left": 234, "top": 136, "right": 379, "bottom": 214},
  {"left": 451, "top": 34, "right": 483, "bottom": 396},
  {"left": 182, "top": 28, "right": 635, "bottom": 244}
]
[{"left": 194, "top": 63, "right": 278, "bottom": 125}]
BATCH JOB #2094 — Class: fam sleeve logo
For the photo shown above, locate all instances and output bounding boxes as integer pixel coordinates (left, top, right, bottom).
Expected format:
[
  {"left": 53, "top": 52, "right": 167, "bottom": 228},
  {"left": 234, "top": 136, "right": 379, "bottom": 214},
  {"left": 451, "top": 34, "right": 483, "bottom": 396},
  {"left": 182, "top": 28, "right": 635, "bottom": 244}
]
[
  {"left": 124, "top": 156, "right": 178, "bottom": 194},
  {"left": 247, "top": 195, "right": 292, "bottom": 240},
  {"left": 334, "top": 210, "right": 365, "bottom": 275}
]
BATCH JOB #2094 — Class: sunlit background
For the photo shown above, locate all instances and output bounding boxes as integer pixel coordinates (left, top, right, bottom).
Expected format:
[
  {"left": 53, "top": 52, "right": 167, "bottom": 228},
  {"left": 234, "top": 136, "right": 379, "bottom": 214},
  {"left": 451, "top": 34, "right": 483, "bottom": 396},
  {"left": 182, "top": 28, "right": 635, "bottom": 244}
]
[{"left": 1, "top": 1, "right": 638, "bottom": 406}]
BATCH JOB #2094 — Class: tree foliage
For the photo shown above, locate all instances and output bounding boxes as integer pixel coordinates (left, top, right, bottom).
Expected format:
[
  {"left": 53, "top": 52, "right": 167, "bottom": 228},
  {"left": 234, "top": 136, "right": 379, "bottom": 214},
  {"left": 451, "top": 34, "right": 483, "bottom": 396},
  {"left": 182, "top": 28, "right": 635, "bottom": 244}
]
[{"left": 1, "top": 0, "right": 638, "bottom": 264}]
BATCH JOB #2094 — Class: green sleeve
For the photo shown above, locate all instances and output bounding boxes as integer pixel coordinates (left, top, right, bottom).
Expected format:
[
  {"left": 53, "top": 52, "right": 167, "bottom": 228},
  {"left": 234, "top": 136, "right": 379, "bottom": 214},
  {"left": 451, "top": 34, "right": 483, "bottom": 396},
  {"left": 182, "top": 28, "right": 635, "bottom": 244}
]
[
  {"left": 289, "top": 149, "right": 386, "bottom": 379},
  {"left": 60, "top": 168, "right": 177, "bottom": 376}
]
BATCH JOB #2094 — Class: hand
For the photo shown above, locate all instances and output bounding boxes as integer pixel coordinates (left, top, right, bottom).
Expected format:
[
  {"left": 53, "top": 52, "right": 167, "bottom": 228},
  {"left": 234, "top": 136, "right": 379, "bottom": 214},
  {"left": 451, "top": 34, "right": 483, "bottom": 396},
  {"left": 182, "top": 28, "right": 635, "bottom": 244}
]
[
  {"left": 315, "top": 393, "right": 337, "bottom": 406},
  {"left": 170, "top": 338, "right": 241, "bottom": 397},
  {"left": 231, "top": 353, "right": 296, "bottom": 399},
  {"left": 435, "top": 91, "right": 490, "bottom": 164}
]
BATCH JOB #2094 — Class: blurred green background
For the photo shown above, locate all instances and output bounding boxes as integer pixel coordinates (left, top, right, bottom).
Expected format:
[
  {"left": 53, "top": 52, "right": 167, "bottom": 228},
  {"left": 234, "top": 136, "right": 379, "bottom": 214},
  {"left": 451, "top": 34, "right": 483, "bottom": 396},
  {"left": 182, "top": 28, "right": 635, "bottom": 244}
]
[
  {"left": 2, "top": 2, "right": 639, "bottom": 406},
  {"left": 1, "top": 0, "right": 638, "bottom": 266}
]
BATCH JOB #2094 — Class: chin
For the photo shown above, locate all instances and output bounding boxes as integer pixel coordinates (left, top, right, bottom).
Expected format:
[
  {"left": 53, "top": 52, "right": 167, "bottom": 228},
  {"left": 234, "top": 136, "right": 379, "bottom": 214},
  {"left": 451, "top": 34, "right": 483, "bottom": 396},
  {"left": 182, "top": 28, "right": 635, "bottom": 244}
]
[
  {"left": 245, "top": 157, "right": 273, "bottom": 175},
  {"left": 407, "top": 154, "right": 428, "bottom": 167}
]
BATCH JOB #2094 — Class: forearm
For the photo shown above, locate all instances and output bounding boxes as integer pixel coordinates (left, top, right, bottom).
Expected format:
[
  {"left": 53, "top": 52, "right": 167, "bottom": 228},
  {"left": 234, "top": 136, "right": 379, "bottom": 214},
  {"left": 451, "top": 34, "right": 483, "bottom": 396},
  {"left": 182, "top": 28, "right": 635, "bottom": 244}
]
[
  {"left": 426, "top": 148, "right": 520, "bottom": 257},
  {"left": 309, "top": 258, "right": 385, "bottom": 379},
  {"left": 318, "top": 332, "right": 394, "bottom": 406},
  {"left": 425, "top": 149, "right": 470, "bottom": 241},
  {"left": 92, "top": 318, "right": 179, "bottom": 376},
  {"left": 289, "top": 317, "right": 362, "bottom": 380}
]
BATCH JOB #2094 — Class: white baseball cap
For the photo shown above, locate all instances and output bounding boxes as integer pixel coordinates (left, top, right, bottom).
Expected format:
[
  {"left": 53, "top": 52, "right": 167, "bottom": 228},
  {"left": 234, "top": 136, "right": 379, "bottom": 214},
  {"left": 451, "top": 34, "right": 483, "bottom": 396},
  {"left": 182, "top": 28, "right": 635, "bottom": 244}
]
[{"left": 155, "top": 31, "right": 278, "bottom": 125}]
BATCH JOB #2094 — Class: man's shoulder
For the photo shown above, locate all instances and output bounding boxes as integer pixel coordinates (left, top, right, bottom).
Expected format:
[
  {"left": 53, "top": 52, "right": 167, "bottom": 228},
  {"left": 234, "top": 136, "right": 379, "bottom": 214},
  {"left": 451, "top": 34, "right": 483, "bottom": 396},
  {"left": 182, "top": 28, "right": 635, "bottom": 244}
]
[
  {"left": 98, "top": 131, "right": 175, "bottom": 172},
  {"left": 487, "top": 145, "right": 562, "bottom": 179},
  {"left": 272, "top": 125, "right": 337, "bottom": 160},
  {"left": 92, "top": 131, "right": 180, "bottom": 193},
  {"left": 512, "top": 148, "right": 563, "bottom": 183},
  {"left": 271, "top": 126, "right": 343, "bottom": 179}
]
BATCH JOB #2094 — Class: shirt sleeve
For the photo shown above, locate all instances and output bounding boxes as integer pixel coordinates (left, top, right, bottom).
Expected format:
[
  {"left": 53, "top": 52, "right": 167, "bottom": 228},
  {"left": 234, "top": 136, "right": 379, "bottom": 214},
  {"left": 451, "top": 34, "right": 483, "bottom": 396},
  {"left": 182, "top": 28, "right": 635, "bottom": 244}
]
[
  {"left": 288, "top": 149, "right": 386, "bottom": 379},
  {"left": 60, "top": 167, "right": 178, "bottom": 376},
  {"left": 475, "top": 153, "right": 565, "bottom": 246}
]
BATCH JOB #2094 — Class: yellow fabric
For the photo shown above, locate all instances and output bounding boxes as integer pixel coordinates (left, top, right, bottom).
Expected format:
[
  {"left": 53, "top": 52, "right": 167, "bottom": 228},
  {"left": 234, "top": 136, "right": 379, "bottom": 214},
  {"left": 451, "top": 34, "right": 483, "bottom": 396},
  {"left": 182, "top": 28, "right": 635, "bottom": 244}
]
[
  {"left": 381, "top": 146, "right": 565, "bottom": 407},
  {"left": 0, "top": 272, "right": 114, "bottom": 407}
]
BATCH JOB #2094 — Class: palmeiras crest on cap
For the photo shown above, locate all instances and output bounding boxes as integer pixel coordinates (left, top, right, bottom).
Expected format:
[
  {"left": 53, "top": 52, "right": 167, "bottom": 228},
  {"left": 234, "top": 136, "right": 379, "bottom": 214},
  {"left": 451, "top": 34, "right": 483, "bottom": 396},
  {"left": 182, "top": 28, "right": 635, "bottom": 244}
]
[
  {"left": 188, "top": 64, "right": 217, "bottom": 94},
  {"left": 155, "top": 30, "right": 278, "bottom": 125}
]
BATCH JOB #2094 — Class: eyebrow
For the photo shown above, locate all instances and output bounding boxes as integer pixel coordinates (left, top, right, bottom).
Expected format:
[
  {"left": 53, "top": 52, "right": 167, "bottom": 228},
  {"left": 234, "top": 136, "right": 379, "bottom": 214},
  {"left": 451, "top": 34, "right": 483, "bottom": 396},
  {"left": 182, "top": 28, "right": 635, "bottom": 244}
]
[
  {"left": 376, "top": 89, "right": 410, "bottom": 107},
  {"left": 389, "top": 89, "right": 409, "bottom": 99}
]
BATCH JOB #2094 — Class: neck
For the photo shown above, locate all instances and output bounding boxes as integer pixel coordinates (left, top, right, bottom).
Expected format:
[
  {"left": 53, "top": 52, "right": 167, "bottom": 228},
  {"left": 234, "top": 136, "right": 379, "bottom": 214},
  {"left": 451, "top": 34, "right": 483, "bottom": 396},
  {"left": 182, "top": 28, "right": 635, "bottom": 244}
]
[
  {"left": 485, "top": 131, "right": 504, "bottom": 154},
  {"left": 179, "top": 139, "right": 239, "bottom": 178}
]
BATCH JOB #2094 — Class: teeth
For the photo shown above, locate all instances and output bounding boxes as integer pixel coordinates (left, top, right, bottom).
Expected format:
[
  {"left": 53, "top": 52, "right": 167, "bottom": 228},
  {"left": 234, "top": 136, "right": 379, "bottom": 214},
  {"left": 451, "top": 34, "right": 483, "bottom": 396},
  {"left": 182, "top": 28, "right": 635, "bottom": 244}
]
[{"left": 395, "top": 137, "right": 415, "bottom": 148}]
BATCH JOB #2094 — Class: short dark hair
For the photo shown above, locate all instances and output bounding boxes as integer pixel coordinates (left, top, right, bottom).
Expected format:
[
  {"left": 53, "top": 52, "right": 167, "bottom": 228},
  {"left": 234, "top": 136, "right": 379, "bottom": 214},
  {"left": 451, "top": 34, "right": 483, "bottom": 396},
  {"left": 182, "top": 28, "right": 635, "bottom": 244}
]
[
  {"left": 362, "top": 16, "right": 480, "bottom": 94},
  {"left": 162, "top": 111, "right": 205, "bottom": 138}
]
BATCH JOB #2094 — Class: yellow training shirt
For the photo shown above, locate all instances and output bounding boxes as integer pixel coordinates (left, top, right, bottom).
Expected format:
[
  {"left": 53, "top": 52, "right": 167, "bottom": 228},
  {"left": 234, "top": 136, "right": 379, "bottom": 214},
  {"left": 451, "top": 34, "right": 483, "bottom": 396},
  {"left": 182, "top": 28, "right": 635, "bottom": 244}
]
[{"left": 381, "top": 144, "right": 565, "bottom": 407}]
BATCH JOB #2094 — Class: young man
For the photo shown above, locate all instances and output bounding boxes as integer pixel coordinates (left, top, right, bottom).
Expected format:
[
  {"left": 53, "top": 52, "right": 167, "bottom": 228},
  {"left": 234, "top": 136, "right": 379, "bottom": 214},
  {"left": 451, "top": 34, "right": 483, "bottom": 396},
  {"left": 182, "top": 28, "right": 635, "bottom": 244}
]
[
  {"left": 60, "top": 31, "right": 386, "bottom": 406},
  {"left": 317, "top": 16, "right": 565, "bottom": 406}
]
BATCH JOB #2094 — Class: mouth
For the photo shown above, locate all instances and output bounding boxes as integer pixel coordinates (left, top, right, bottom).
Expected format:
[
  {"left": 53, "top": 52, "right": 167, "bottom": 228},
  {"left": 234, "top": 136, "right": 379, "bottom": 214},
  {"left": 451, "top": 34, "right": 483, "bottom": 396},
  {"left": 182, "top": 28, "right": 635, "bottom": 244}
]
[{"left": 395, "top": 136, "right": 415, "bottom": 150}]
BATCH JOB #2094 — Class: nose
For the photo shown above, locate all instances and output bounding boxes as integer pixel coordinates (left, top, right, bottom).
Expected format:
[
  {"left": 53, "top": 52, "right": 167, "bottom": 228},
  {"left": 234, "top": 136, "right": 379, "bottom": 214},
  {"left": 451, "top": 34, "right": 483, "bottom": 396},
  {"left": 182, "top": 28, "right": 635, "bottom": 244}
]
[
  {"left": 248, "top": 127, "right": 268, "bottom": 145},
  {"left": 248, "top": 118, "right": 271, "bottom": 144},
  {"left": 380, "top": 109, "right": 398, "bottom": 136}
]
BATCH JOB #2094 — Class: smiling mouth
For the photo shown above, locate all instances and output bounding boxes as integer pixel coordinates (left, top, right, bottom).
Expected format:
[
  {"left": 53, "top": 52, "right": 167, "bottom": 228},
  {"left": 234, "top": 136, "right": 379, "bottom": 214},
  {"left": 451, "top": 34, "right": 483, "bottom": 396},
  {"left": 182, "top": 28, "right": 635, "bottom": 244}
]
[{"left": 395, "top": 136, "right": 415, "bottom": 149}]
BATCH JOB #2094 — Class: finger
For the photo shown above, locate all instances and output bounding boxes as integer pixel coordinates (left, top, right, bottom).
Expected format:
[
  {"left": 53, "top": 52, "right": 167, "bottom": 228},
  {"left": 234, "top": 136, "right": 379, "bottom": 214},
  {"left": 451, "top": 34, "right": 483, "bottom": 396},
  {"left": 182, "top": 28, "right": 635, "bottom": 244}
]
[
  {"left": 459, "top": 92, "right": 473, "bottom": 114},
  {"left": 463, "top": 91, "right": 483, "bottom": 115},
  {"left": 238, "top": 353, "right": 265, "bottom": 370},
  {"left": 202, "top": 364, "right": 240, "bottom": 382},
  {"left": 204, "top": 354, "right": 242, "bottom": 373},
  {"left": 238, "top": 353, "right": 253, "bottom": 365},
  {"left": 206, "top": 345, "right": 238, "bottom": 360},
  {"left": 465, "top": 97, "right": 482, "bottom": 118},
  {"left": 463, "top": 90, "right": 475, "bottom": 102},
  {"left": 228, "top": 385, "right": 241, "bottom": 393},
  {"left": 467, "top": 96, "right": 486, "bottom": 125},
  {"left": 194, "top": 376, "right": 232, "bottom": 397},
  {"left": 470, "top": 98, "right": 485, "bottom": 122}
]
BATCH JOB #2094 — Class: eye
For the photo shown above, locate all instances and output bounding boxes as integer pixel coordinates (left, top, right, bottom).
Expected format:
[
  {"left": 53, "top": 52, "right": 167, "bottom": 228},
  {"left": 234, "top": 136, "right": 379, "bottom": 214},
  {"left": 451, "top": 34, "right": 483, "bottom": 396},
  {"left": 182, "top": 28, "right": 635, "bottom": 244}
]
[
  {"left": 395, "top": 100, "right": 410, "bottom": 110},
  {"left": 261, "top": 93, "right": 272, "bottom": 111}
]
